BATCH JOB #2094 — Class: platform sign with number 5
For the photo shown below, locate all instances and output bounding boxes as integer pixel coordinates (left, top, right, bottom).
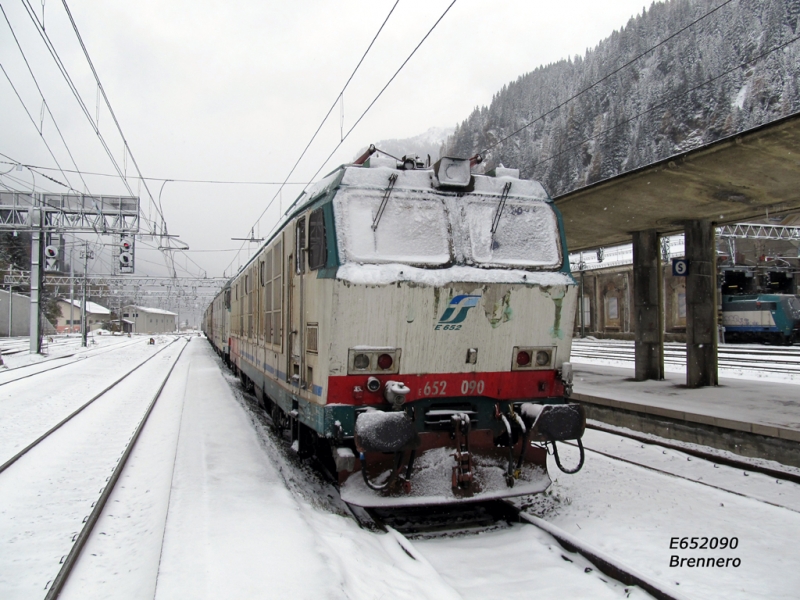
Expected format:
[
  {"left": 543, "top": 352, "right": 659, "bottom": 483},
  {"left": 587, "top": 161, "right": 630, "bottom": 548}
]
[{"left": 672, "top": 258, "right": 688, "bottom": 277}]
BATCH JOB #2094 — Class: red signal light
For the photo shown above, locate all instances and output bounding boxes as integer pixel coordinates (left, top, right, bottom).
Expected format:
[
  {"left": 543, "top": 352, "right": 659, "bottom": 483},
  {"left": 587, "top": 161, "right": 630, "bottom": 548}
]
[
  {"left": 516, "top": 351, "right": 532, "bottom": 367},
  {"left": 377, "top": 353, "right": 393, "bottom": 370}
]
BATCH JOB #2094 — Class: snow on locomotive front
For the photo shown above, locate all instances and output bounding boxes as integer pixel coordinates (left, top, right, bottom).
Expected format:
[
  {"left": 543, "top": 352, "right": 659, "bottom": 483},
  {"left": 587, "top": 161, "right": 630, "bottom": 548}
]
[{"left": 317, "top": 155, "right": 585, "bottom": 506}]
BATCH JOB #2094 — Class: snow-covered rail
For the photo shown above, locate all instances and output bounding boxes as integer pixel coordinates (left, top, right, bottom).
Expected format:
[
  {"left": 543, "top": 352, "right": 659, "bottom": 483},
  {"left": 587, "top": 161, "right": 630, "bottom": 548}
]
[
  {"left": 0, "top": 337, "right": 189, "bottom": 599},
  {"left": 0, "top": 337, "right": 141, "bottom": 386},
  {"left": 348, "top": 500, "right": 684, "bottom": 599},
  {"left": 586, "top": 422, "right": 800, "bottom": 485},
  {"left": 0, "top": 337, "right": 182, "bottom": 475},
  {"left": 562, "top": 428, "right": 800, "bottom": 514},
  {"left": 571, "top": 339, "right": 800, "bottom": 375},
  {"left": 515, "top": 510, "right": 692, "bottom": 600}
]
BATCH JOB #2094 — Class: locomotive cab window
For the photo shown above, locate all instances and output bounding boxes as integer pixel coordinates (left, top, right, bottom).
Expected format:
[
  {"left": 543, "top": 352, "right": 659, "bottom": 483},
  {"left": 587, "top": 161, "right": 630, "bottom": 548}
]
[
  {"left": 463, "top": 197, "right": 561, "bottom": 269},
  {"left": 308, "top": 208, "right": 327, "bottom": 271},
  {"left": 334, "top": 190, "right": 450, "bottom": 266}
]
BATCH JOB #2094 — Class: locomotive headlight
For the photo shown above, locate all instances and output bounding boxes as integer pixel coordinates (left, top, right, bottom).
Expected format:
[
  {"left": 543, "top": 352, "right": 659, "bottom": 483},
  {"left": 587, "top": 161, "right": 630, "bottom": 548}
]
[
  {"left": 433, "top": 157, "right": 471, "bottom": 188},
  {"left": 366, "top": 377, "right": 381, "bottom": 393},
  {"left": 535, "top": 350, "right": 551, "bottom": 367},
  {"left": 353, "top": 353, "right": 370, "bottom": 370}
]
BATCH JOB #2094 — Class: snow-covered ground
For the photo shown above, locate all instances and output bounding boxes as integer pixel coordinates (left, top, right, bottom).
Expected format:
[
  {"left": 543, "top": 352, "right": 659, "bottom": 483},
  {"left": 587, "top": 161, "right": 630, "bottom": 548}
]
[
  {"left": 536, "top": 438, "right": 800, "bottom": 600},
  {"left": 2, "top": 337, "right": 799, "bottom": 599},
  {"left": 571, "top": 338, "right": 800, "bottom": 385}
]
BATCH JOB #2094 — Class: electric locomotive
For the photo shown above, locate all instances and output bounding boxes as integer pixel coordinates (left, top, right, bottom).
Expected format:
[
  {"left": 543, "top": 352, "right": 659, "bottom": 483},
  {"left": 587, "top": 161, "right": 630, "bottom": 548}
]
[
  {"left": 722, "top": 294, "right": 800, "bottom": 344},
  {"left": 204, "top": 148, "right": 586, "bottom": 506}
]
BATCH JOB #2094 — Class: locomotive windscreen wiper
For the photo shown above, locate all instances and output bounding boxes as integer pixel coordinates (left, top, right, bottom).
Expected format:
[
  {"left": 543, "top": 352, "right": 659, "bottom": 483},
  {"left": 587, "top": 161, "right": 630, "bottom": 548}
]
[
  {"left": 490, "top": 181, "right": 513, "bottom": 237},
  {"left": 372, "top": 173, "right": 398, "bottom": 231}
]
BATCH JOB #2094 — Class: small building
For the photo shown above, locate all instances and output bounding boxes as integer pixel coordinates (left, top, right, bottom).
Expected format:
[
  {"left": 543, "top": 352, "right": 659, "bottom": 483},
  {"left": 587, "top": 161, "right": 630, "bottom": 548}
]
[
  {"left": 55, "top": 299, "right": 111, "bottom": 333},
  {"left": 0, "top": 289, "right": 31, "bottom": 337},
  {"left": 122, "top": 305, "right": 177, "bottom": 334}
]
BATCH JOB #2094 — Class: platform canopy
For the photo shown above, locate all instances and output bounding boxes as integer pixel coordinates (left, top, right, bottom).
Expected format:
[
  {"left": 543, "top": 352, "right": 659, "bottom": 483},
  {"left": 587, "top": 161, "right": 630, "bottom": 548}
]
[{"left": 554, "top": 111, "right": 800, "bottom": 252}]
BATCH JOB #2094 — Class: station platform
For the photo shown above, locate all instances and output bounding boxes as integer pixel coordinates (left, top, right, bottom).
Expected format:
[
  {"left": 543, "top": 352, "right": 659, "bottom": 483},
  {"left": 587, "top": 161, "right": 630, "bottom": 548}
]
[{"left": 570, "top": 362, "right": 800, "bottom": 466}]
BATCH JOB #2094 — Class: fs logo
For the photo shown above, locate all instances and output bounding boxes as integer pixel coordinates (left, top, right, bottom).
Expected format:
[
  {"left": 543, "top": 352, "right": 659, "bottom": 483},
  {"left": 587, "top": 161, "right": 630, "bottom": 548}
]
[{"left": 435, "top": 295, "right": 480, "bottom": 330}]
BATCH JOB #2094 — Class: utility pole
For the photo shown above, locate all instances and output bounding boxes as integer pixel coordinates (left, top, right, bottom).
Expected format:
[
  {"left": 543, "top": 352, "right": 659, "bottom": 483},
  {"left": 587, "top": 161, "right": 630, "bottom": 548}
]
[
  {"left": 80, "top": 242, "right": 94, "bottom": 347},
  {"left": 29, "top": 200, "right": 43, "bottom": 354},
  {"left": 7, "top": 280, "right": 12, "bottom": 338},
  {"left": 69, "top": 246, "right": 74, "bottom": 334}
]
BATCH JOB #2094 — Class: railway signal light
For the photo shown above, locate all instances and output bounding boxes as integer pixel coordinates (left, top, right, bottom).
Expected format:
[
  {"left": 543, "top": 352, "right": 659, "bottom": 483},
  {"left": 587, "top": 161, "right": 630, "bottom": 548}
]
[
  {"left": 44, "top": 245, "right": 59, "bottom": 272},
  {"left": 119, "top": 235, "right": 134, "bottom": 273}
]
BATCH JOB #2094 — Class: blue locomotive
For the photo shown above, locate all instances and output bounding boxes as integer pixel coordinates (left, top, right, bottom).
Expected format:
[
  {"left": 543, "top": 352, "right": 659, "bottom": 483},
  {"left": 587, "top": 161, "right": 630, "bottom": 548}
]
[{"left": 722, "top": 294, "right": 800, "bottom": 344}]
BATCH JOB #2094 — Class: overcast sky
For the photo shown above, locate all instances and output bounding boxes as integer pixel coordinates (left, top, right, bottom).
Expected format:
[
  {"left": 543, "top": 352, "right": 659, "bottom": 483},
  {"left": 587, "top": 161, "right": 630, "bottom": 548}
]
[{"left": 2, "top": 0, "right": 651, "bottom": 283}]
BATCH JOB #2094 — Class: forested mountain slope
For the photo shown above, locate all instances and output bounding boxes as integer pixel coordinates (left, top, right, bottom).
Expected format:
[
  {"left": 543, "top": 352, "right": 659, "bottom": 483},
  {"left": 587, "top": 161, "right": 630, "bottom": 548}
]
[{"left": 442, "top": 0, "right": 800, "bottom": 197}]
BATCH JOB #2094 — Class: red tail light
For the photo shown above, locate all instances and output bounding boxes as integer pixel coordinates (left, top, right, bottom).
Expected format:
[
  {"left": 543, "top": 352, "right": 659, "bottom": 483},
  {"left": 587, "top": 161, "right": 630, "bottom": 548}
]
[
  {"left": 516, "top": 351, "right": 532, "bottom": 366},
  {"left": 377, "top": 353, "right": 394, "bottom": 370}
]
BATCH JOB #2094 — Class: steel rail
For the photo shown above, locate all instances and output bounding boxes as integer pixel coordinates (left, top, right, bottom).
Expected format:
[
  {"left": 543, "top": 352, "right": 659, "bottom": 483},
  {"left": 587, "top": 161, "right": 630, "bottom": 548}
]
[
  {"left": 0, "top": 337, "right": 183, "bottom": 475},
  {"left": 348, "top": 499, "right": 688, "bottom": 600},
  {"left": 562, "top": 439, "right": 800, "bottom": 514},
  {"left": 512, "top": 508, "right": 692, "bottom": 600},
  {"left": 586, "top": 423, "right": 800, "bottom": 484},
  {"left": 0, "top": 336, "right": 133, "bottom": 366},
  {"left": 43, "top": 337, "right": 190, "bottom": 599},
  {"left": 570, "top": 347, "right": 800, "bottom": 373},
  {"left": 0, "top": 337, "right": 144, "bottom": 386}
]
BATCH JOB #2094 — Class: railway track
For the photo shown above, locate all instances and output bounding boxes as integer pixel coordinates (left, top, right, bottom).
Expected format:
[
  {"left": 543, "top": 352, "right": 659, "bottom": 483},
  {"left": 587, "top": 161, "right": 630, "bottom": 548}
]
[
  {"left": 0, "top": 337, "right": 142, "bottom": 386},
  {"left": 571, "top": 339, "right": 800, "bottom": 374},
  {"left": 0, "top": 337, "right": 189, "bottom": 599},
  {"left": 342, "top": 425, "right": 800, "bottom": 599},
  {"left": 562, "top": 425, "right": 800, "bottom": 514},
  {"left": 346, "top": 500, "right": 689, "bottom": 600},
  {"left": 224, "top": 366, "right": 680, "bottom": 599}
]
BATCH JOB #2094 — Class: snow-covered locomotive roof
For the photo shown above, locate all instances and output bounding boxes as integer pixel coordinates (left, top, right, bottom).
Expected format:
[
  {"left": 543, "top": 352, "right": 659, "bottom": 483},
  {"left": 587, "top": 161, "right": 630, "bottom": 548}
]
[
  {"left": 236, "top": 160, "right": 571, "bottom": 287},
  {"left": 337, "top": 164, "right": 551, "bottom": 201}
]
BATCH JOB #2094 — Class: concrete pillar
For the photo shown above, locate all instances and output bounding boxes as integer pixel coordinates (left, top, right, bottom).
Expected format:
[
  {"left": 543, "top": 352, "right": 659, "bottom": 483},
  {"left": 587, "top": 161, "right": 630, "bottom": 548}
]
[
  {"left": 685, "top": 219, "right": 718, "bottom": 387},
  {"left": 632, "top": 229, "right": 664, "bottom": 380}
]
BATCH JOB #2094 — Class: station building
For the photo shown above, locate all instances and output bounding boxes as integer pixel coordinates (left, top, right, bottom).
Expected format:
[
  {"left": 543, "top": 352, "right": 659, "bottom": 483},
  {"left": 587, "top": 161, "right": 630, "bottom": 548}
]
[
  {"left": 121, "top": 305, "right": 177, "bottom": 334},
  {"left": 572, "top": 222, "right": 800, "bottom": 341},
  {"left": 55, "top": 299, "right": 111, "bottom": 333},
  {"left": 0, "top": 289, "right": 32, "bottom": 337}
]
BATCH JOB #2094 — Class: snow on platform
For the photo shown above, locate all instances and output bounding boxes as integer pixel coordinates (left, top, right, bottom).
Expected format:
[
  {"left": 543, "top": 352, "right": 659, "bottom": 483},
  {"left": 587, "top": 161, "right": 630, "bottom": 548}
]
[{"left": 571, "top": 362, "right": 800, "bottom": 442}]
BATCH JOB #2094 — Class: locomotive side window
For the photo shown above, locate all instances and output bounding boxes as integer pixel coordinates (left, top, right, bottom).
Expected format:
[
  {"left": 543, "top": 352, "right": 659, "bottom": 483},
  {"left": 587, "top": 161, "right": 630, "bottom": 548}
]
[
  {"left": 295, "top": 217, "right": 306, "bottom": 274},
  {"left": 247, "top": 272, "right": 253, "bottom": 338},
  {"left": 308, "top": 208, "right": 327, "bottom": 271},
  {"left": 239, "top": 283, "right": 244, "bottom": 336},
  {"left": 264, "top": 250, "right": 272, "bottom": 344},
  {"left": 263, "top": 241, "right": 283, "bottom": 346}
]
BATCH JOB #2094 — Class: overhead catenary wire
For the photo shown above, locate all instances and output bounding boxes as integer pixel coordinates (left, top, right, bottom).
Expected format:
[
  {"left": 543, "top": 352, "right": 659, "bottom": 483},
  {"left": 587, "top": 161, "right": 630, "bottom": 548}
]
[
  {"left": 0, "top": 63, "right": 78, "bottom": 193},
  {"left": 17, "top": 1, "right": 135, "bottom": 197},
  {"left": 476, "top": 0, "right": 737, "bottom": 157},
  {"left": 302, "top": 0, "right": 459, "bottom": 190},
  {"left": 234, "top": 0, "right": 460, "bottom": 279},
  {"left": 0, "top": 162, "right": 308, "bottom": 185},
  {"left": 0, "top": 3, "right": 90, "bottom": 194},
  {"left": 222, "top": 0, "right": 403, "bottom": 277},
  {"left": 535, "top": 33, "right": 800, "bottom": 174},
  {"left": 16, "top": 0, "right": 166, "bottom": 239},
  {"left": 59, "top": 0, "right": 169, "bottom": 236},
  {"left": 232, "top": 2, "right": 401, "bottom": 261}
]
